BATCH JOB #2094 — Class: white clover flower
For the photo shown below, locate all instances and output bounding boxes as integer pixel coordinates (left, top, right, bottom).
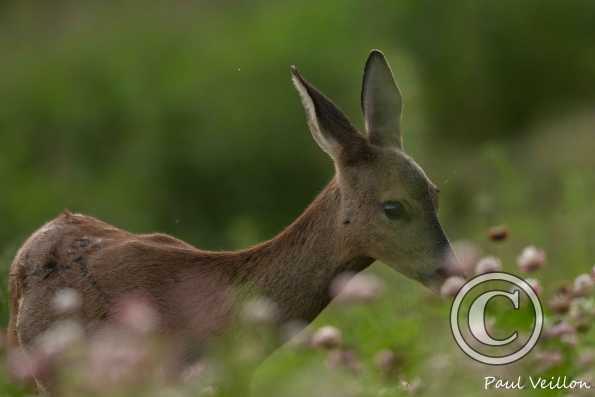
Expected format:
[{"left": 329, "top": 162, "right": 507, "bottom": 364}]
[
  {"left": 446, "top": 240, "right": 481, "bottom": 276},
  {"left": 475, "top": 256, "right": 503, "bottom": 275},
  {"left": 544, "top": 321, "right": 575, "bottom": 339},
  {"left": 331, "top": 272, "right": 384, "bottom": 304},
  {"left": 374, "top": 349, "right": 400, "bottom": 375},
  {"left": 116, "top": 295, "right": 159, "bottom": 334},
  {"left": 34, "top": 320, "right": 84, "bottom": 357},
  {"left": 573, "top": 273, "right": 594, "bottom": 297},
  {"left": 524, "top": 278, "right": 543, "bottom": 296},
  {"left": 517, "top": 246, "right": 546, "bottom": 272},
  {"left": 52, "top": 288, "right": 82, "bottom": 314},
  {"left": 311, "top": 325, "right": 342, "bottom": 350},
  {"left": 440, "top": 276, "right": 466, "bottom": 298},
  {"left": 240, "top": 296, "right": 279, "bottom": 325}
]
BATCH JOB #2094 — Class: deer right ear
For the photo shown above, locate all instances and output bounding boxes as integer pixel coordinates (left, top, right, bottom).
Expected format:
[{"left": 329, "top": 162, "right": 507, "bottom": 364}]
[
  {"left": 361, "top": 50, "right": 403, "bottom": 149},
  {"left": 291, "top": 66, "right": 366, "bottom": 162}
]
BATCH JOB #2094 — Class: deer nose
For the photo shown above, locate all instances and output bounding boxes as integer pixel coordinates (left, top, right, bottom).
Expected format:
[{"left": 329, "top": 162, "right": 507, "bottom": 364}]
[
  {"left": 420, "top": 268, "right": 453, "bottom": 294},
  {"left": 418, "top": 271, "right": 444, "bottom": 294},
  {"left": 437, "top": 243, "right": 465, "bottom": 277},
  {"left": 440, "top": 244, "right": 466, "bottom": 277},
  {"left": 434, "top": 266, "right": 450, "bottom": 279}
]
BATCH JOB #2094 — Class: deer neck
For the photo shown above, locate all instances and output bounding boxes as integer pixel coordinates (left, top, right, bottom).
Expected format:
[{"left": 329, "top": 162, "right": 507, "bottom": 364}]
[{"left": 233, "top": 177, "right": 374, "bottom": 323}]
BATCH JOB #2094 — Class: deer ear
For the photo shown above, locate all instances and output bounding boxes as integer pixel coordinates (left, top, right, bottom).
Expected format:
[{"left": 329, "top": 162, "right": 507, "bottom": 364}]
[
  {"left": 291, "top": 66, "right": 367, "bottom": 162},
  {"left": 361, "top": 50, "right": 403, "bottom": 149}
]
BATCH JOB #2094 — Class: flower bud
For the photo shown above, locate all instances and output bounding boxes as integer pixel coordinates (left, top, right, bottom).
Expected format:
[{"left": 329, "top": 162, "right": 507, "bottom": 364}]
[
  {"left": 573, "top": 274, "right": 594, "bottom": 297},
  {"left": 331, "top": 272, "right": 384, "bottom": 304},
  {"left": 6, "top": 348, "right": 49, "bottom": 383},
  {"left": 488, "top": 225, "right": 509, "bottom": 242},
  {"left": 34, "top": 320, "right": 84, "bottom": 357},
  {"left": 440, "top": 276, "right": 466, "bottom": 298},
  {"left": 327, "top": 349, "right": 361, "bottom": 373},
  {"left": 115, "top": 295, "right": 159, "bottom": 334},
  {"left": 446, "top": 241, "right": 481, "bottom": 276},
  {"left": 475, "top": 256, "right": 502, "bottom": 275},
  {"left": 548, "top": 293, "right": 572, "bottom": 314},
  {"left": 52, "top": 288, "right": 82, "bottom": 314},
  {"left": 374, "top": 349, "right": 401, "bottom": 376},
  {"left": 517, "top": 246, "right": 546, "bottom": 272},
  {"left": 400, "top": 377, "right": 423, "bottom": 395},
  {"left": 524, "top": 278, "right": 543, "bottom": 296},
  {"left": 544, "top": 321, "right": 575, "bottom": 339},
  {"left": 311, "top": 326, "right": 342, "bottom": 350},
  {"left": 241, "top": 297, "right": 278, "bottom": 325},
  {"left": 534, "top": 350, "right": 563, "bottom": 370}
]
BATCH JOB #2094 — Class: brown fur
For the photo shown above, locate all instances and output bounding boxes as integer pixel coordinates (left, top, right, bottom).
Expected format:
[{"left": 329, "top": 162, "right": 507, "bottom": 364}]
[{"left": 8, "top": 180, "right": 373, "bottom": 351}]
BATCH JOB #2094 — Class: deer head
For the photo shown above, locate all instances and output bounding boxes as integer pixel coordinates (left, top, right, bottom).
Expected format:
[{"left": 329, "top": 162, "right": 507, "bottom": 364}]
[{"left": 291, "top": 50, "right": 456, "bottom": 292}]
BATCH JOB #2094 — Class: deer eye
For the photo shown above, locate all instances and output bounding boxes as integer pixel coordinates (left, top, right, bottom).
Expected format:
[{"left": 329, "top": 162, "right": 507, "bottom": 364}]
[{"left": 383, "top": 201, "right": 406, "bottom": 220}]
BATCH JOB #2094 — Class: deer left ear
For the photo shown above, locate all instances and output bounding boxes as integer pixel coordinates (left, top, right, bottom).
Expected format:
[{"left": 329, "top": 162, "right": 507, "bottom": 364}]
[
  {"left": 361, "top": 50, "right": 403, "bottom": 149},
  {"left": 291, "top": 66, "right": 368, "bottom": 163}
]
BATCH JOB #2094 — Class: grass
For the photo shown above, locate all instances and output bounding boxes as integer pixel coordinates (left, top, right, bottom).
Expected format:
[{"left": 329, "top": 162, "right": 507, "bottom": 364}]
[{"left": 1, "top": 115, "right": 594, "bottom": 396}]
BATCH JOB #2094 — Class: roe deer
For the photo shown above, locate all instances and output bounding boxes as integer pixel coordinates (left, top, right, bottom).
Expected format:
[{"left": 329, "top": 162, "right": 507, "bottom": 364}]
[{"left": 7, "top": 50, "right": 457, "bottom": 387}]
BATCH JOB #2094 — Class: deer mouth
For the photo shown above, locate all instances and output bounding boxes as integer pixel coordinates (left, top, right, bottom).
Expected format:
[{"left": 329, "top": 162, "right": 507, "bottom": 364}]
[{"left": 416, "top": 267, "right": 450, "bottom": 294}]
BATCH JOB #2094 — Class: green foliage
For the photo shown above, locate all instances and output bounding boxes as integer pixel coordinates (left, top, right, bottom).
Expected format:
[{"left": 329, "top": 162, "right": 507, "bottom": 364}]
[{"left": 0, "top": 1, "right": 594, "bottom": 396}]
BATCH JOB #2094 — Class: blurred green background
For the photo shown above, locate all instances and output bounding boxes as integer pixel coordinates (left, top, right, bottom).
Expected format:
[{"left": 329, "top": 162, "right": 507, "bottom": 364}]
[{"left": 0, "top": 1, "right": 594, "bottom": 395}]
